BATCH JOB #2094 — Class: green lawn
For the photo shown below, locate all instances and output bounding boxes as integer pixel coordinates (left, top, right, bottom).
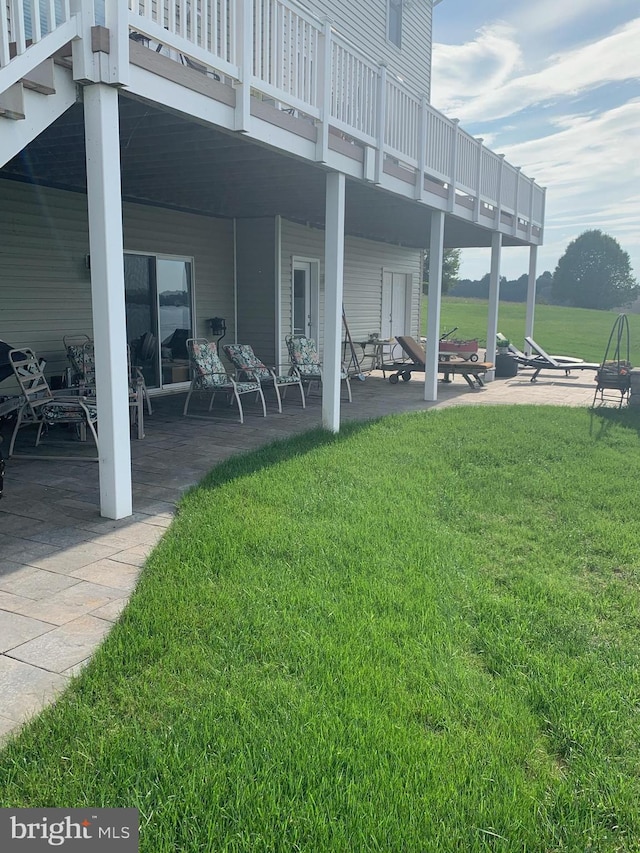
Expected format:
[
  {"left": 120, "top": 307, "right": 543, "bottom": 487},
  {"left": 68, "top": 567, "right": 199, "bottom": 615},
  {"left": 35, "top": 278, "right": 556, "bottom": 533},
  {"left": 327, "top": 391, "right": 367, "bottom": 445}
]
[
  {"left": 2, "top": 407, "right": 640, "bottom": 852},
  {"left": 423, "top": 298, "right": 640, "bottom": 363}
]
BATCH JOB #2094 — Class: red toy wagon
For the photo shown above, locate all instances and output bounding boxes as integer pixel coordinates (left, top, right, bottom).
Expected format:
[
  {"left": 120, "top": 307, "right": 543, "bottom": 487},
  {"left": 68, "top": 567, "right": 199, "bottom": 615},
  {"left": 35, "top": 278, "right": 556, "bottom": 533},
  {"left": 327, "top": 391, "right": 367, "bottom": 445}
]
[{"left": 438, "top": 328, "right": 479, "bottom": 362}]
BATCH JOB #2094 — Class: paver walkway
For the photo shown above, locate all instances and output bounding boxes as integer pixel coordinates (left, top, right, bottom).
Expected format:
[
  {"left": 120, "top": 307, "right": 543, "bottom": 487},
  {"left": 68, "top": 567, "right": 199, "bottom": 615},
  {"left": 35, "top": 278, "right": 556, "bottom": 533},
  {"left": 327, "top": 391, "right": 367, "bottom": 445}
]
[{"left": 0, "top": 370, "right": 600, "bottom": 741}]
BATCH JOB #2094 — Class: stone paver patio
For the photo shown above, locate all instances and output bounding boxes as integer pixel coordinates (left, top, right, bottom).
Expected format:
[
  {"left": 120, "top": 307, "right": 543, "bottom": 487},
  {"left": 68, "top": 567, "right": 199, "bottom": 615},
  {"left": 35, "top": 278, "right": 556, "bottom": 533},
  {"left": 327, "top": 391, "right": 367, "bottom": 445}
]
[{"left": 0, "top": 368, "right": 600, "bottom": 741}]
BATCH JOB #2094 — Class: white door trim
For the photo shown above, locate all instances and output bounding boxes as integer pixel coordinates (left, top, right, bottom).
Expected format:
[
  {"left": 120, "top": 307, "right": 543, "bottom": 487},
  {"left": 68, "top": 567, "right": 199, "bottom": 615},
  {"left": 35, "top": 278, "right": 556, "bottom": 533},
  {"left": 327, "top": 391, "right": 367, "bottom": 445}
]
[{"left": 292, "top": 256, "right": 320, "bottom": 342}]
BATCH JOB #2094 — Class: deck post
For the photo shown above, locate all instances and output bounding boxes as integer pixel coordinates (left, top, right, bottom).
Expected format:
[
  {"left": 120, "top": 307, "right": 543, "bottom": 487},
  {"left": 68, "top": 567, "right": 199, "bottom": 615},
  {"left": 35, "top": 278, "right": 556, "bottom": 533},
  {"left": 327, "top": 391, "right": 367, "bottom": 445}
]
[
  {"left": 424, "top": 210, "right": 445, "bottom": 401},
  {"left": 84, "top": 83, "right": 132, "bottom": 519},
  {"left": 525, "top": 244, "right": 538, "bottom": 353},
  {"left": 322, "top": 171, "right": 346, "bottom": 432},
  {"left": 234, "top": 0, "right": 253, "bottom": 132},
  {"left": 485, "top": 231, "right": 502, "bottom": 377}
]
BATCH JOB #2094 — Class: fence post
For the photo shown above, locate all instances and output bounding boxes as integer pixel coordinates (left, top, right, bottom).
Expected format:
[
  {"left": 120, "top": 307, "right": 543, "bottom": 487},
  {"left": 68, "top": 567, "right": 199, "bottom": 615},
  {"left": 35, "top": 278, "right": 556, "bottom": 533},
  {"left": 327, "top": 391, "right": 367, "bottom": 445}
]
[
  {"left": 527, "top": 176, "right": 535, "bottom": 241},
  {"left": 473, "top": 137, "right": 483, "bottom": 222},
  {"left": 70, "top": 0, "right": 97, "bottom": 83},
  {"left": 539, "top": 186, "right": 547, "bottom": 243},
  {"left": 374, "top": 61, "right": 387, "bottom": 184},
  {"left": 414, "top": 94, "right": 428, "bottom": 201},
  {"left": 100, "top": 0, "right": 129, "bottom": 86},
  {"left": 235, "top": 0, "right": 253, "bottom": 132},
  {"left": 495, "top": 153, "right": 505, "bottom": 228},
  {"left": 316, "top": 17, "right": 332, "bottom": 163},
  {"left": 448, "top": 117, "right": 459, "bottom": 212},
  {"left": 512, "top": 165, "right": 521, "bottom": 236}
]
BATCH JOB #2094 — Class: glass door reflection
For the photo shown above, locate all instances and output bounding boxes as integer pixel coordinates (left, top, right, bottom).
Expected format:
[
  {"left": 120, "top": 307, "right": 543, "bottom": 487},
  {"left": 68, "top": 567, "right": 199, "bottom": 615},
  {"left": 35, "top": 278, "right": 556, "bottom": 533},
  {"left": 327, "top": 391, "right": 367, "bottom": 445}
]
[
  {"left": 157, "top": 258, "right": 193, "bottom": 386},
  {"left": 125, "top": 255, "right": 193, "bottom": 389}
]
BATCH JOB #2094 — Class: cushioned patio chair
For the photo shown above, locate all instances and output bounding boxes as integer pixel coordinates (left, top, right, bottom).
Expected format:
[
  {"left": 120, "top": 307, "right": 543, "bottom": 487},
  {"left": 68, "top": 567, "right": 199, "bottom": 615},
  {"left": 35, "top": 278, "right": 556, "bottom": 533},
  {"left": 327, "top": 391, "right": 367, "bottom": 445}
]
[
  {"left": 183, "top": 338, "right": 266, "bottom": 423},
  {"left": 285, "top": 335, "right": 352, "bottom": 402},
  {"left": 8, "top": 347, "right": 99, "bottom": 458},
  {"left": 64, "top": 338, "right": 147, "bottom": 438},
  {"left": 223, "top": 344, "right": 305, "bottom": 413}
]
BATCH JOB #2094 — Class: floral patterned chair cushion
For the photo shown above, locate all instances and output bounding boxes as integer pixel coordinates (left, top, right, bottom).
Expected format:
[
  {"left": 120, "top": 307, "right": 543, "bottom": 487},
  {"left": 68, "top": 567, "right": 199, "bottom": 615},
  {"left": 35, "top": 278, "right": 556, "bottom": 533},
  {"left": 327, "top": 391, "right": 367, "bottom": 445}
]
[
  {"left": 223, "top": 344, "right": 301, "bottom": 386},
  {"left": 189, "top": 340, "right": 259, "bottom": 393},
  {"left": 66, "top": 342, "right": 96, "bottom": 394},
  {"left": 286, "top": 336, "right": 348, "bottom": 380}
]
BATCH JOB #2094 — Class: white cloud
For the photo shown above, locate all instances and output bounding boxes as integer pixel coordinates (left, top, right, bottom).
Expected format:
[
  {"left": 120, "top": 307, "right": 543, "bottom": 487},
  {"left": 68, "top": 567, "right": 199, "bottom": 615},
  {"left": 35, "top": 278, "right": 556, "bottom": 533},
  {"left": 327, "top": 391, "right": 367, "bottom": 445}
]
[
  {"left": 499, "top": 100, "right": 640, "bottom": 230},
  {"left": 432, "top": 17, "right": 640, "bottom": 123},
  {"left": 431, "top": 24, "right": 522, "bottom": 110},
  {"left": 508, "top": 0, "right": 613, "bottom": 38},
  {"left": 433, "top": 9, "right": 640, "bottom": 281}
]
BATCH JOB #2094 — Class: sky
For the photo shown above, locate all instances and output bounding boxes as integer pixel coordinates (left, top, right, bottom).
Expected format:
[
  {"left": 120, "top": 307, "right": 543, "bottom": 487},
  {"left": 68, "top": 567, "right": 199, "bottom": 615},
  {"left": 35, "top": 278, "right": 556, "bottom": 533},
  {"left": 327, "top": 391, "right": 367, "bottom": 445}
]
[{"left": 430, "top": 0, "right": 640, "bottom": 282}]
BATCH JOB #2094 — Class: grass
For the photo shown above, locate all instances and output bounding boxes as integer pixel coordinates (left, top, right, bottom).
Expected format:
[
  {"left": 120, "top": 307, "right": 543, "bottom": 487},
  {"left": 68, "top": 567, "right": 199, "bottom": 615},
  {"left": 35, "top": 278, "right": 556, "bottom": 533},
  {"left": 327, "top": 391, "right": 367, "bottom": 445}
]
[
  {"left": 2, "top": 406, "right": 640, "bottom": 851},
  {"left": 422, "top": 297, "right": 640, "bottom": 363}
]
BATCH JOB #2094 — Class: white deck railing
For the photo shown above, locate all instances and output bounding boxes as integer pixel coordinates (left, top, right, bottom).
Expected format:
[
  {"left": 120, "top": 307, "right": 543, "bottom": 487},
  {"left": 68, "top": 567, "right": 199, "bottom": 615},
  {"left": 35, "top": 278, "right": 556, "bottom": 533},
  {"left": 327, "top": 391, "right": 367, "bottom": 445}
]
[
  {"left": 1, "top": 0, "right": 71, "bottom": 67},
  {"left": 1, "top": 0, "right": 545, "bottom": 234}
]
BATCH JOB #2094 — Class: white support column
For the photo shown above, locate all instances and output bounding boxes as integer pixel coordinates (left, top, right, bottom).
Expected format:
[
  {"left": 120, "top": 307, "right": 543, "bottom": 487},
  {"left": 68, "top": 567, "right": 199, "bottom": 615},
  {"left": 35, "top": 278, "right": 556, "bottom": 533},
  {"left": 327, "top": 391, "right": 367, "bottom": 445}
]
[
  {"left": 525, "top": 244, "right": 538, "bottom": 352},
  {"left": 424, "top": 210, "right": 445, "bottom": 401},
  {"left": 485, "top": 231, "right": 502, "bottom": 376},
  {"left": 322, "top": 171, "right": 346, "bottom": 432},
  {"left": 84, "top": 83, "right": 132, "bottom": 520}
]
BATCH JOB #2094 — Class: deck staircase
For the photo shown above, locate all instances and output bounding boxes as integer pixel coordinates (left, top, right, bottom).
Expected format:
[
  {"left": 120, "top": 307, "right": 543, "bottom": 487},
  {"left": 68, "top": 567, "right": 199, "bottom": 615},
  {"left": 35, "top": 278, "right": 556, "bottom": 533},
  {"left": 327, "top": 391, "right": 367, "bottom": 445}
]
[{"left": 0, "top": 9, "right": 79, "bottom": 168}]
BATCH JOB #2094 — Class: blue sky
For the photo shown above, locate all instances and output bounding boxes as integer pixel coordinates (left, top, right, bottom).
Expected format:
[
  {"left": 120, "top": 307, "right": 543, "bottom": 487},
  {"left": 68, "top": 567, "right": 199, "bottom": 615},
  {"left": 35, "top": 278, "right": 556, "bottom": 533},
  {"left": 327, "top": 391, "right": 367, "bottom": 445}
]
[{"left": 430, "top": 0, "right": 640, "bottom": 282}]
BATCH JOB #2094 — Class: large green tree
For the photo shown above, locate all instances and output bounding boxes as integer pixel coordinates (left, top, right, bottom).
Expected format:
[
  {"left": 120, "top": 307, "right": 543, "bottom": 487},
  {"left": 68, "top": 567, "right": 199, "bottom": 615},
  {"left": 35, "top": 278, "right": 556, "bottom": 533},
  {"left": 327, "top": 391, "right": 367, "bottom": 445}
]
[
  {"left": 423, "top": 248, "right": 461, "bottom": 295},
  {"left": 551, "top": 230, "right": 638, "bottom": 310}
]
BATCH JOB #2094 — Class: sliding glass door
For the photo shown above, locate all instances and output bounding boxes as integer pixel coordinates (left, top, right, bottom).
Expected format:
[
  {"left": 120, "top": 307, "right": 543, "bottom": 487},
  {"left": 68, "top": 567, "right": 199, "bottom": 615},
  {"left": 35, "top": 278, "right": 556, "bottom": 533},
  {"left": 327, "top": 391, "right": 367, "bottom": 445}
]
[{"left": 124, "top": 254, "right": 193, "bottom": 389}]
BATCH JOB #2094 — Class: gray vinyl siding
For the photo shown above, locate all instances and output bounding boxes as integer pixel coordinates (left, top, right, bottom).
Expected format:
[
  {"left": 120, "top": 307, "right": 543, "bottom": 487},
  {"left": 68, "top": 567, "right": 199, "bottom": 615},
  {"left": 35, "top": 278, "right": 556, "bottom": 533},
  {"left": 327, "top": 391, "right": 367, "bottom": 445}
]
[
  {"left": 235, "top": 218, "right": 277, "bottom": 366},
  {"left": 279, "top": 218, "right": 422, "bottom": 364},
  {"left": 304, "top": 0, "right": 432, "bottom": 97},
  {"left": 123, "top": 204, "right": 235, "bottom": 344},
  {"left": 0, "top": 178, "right": 234, "bottom": 389}
]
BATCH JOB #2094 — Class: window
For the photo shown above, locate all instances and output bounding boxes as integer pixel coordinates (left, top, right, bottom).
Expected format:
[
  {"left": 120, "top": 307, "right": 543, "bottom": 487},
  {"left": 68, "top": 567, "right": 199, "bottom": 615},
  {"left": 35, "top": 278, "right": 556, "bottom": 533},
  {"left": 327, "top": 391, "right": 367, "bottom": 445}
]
[{"left": 388, "top": 0, "right": 403, "bottom": 48}]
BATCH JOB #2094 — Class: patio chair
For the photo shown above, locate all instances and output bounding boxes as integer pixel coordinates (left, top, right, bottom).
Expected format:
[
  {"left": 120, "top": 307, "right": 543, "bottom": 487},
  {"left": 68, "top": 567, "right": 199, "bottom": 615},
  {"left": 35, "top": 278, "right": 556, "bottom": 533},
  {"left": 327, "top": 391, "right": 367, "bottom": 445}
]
[
  {"left": 8, "top": 348, "right": 99, "bottom": 458},
  {"left": 388, "top": 336, "right": 492, "bottom": 388},
  {"left": 496, "top": 333, "right": 584, "bottom": 366},
  {"left": 64, "top": 338, "right": 148, "bottom": 437},
  {"left": 285, "top": 335, "right": 352, "bottom": 402},
  {"left": 183, "top": 338, "right": 266, "bottom": 423},
  {"left": 223, "top": 344, "right": 305, "bottom": 413},
  {"left": 515, "top": 336, "right": 600, "bottom": 383}
]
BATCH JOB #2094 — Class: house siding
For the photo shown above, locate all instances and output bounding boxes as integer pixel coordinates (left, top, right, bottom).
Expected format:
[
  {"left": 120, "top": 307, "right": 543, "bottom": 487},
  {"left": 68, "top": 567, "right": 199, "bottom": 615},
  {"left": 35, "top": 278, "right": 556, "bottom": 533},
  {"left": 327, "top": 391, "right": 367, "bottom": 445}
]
[
  {"left": 235, "top": 218, "right": 277, "bottom": 366},
  {"left": 279, "top": 219, "right": 422, "bottom": 364},
  {"left": 0, "top": 178, "right": 234, "bottom": 384},
  {"left": 304, "top": 0, "right": 432, "bottom": 97}
]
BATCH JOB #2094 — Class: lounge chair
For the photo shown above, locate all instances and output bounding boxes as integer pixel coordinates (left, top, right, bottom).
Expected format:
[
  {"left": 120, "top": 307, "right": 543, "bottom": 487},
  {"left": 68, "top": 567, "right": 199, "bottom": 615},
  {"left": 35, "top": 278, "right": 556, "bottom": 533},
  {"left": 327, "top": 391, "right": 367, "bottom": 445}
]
[
  {"left": 223, "top": 344, "right": 305, "bottom": 412},
  {"left": 497, "top": 333, "right": 585, "bottom": 366},
  {"left": 8, "top": 347, "right": 99, "bottom": 458},
  {"left": 515, "top": 336, "right": 600, "bottom": 383},
  {"left": 387, "top": 336, "right": 493, "bottom": 388},
  {"left": 285, "top": 335, "right": 352, "bottom": 402},
  {"left": 183, "top": 338, "right": 266, "bottom": 423}
]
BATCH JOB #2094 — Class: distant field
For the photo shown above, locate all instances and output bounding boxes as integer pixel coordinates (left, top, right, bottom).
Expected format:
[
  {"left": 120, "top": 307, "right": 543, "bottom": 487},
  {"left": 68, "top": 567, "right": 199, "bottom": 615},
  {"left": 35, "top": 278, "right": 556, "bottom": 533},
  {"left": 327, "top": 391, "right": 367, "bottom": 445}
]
[{"left": 422, "top": 298, "right": 640, "bottom": 363}]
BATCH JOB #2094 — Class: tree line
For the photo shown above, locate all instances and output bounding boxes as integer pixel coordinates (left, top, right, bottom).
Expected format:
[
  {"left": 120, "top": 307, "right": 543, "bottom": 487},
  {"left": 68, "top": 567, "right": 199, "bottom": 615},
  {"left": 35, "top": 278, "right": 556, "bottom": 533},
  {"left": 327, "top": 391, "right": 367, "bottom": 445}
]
[{"left": 425, "top": 230, "right": 638, "bottom": 310}]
